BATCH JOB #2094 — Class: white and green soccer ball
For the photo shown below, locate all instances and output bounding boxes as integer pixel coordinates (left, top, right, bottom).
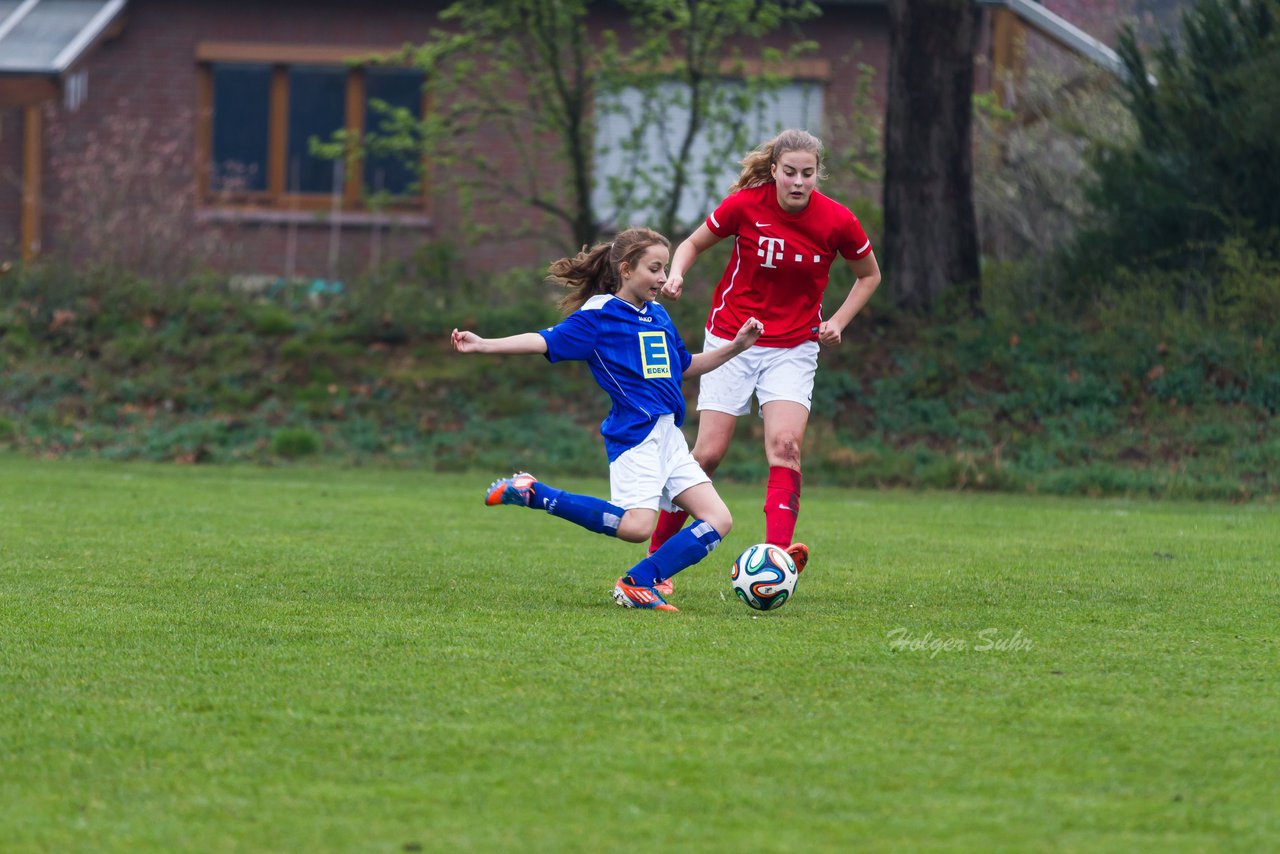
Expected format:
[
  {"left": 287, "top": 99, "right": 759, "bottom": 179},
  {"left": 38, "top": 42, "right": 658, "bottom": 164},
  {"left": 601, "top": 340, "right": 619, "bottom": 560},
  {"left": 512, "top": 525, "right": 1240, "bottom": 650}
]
[{"left": 730, "top": 543, "right": 799, "bottom": 611}]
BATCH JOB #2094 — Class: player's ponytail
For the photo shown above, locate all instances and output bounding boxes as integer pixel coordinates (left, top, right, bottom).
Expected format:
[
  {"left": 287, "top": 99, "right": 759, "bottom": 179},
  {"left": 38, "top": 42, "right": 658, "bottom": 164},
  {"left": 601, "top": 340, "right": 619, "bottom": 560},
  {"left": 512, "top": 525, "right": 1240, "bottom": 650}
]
[
  {"left": 549, "top": 227, "right": 670, "bottom": 314},
  {"left": 728, "top": 128, "right": 827, "bottom": 193}
]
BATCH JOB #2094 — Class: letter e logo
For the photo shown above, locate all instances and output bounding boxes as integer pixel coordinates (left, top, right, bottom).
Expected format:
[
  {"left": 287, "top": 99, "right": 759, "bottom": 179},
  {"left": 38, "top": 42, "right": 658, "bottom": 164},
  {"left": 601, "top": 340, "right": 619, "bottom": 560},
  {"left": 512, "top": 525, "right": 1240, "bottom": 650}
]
[{"left": 639, "top": 331, "right": 672, "bottom": 379}]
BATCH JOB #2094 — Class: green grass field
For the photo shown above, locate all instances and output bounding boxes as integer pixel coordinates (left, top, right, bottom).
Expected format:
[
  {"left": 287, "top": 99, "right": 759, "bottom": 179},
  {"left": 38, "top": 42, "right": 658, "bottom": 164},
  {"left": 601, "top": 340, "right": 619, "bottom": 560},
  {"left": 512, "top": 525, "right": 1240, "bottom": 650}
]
[{"left": 2, "top": 454, "right": 1277, "bottom": 852}]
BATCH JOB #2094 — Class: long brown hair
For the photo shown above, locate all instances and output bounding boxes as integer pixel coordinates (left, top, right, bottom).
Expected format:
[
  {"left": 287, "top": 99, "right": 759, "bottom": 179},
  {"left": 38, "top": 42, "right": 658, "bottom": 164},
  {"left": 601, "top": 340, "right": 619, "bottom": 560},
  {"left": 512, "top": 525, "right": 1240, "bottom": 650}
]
[
  {"left": 548, "top": 226, "right": 671, "bottom": 313},
  {"left": 727, "top": 128, "right": 827, "bottom": 193}
]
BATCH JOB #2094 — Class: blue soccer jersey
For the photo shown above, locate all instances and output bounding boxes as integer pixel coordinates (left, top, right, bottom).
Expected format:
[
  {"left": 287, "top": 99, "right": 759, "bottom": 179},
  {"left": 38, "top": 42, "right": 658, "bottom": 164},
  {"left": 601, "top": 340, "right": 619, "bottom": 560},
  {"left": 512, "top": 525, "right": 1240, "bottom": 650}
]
[{"left": 539, "top": 294, "right": 693, "bottom": 461}]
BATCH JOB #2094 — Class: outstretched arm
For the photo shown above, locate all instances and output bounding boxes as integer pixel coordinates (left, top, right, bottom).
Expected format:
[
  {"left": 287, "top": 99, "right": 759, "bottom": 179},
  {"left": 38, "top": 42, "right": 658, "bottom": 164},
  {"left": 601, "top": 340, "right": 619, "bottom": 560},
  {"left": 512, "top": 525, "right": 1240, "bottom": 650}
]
[
  {"left": 685, "top": 317, "right": 764, "bottom": 379},
  {"left": 451, "top": 329, "right": 548, "bottom": 355},
  {"left": 818, "top": 251, "right": 881, "bottom": 347}
]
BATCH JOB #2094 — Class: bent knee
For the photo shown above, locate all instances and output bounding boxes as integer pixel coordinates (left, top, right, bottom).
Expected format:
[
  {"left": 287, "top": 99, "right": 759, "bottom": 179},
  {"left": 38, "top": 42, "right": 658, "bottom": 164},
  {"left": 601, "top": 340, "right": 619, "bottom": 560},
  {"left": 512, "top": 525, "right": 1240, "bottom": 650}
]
[
  {"left": 693, "top": 446, "right": 726, "bottom": 475},
  {"left": 704, "top": 510, "right": 733, "bottom": 538},
  {"left": 615, "top": 511, "right": 655, "bottom": 543},
  {"left": 614, "top": 522, "right": 651, "bottom": 544},
  {"left": 767, "top": 434, "right": 803, "bottom": 467}
]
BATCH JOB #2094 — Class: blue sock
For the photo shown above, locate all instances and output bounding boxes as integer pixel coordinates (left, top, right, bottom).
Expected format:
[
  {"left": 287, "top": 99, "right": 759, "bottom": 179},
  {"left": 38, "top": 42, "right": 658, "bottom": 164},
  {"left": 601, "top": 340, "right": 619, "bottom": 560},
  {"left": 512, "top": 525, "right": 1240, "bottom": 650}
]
[
  {"left": 530, "top": 483, "right": 622, "bottom": 537},
  {"left": 627, "top": 520, "right": 722, "bottom": 588}
]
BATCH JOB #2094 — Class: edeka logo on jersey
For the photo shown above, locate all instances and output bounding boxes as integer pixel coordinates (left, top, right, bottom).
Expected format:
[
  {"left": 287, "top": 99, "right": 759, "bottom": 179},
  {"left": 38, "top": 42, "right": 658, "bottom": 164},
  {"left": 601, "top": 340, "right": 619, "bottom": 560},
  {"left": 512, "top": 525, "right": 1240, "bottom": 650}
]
[{"left": 638, "top": 331, "right": 672, "bottom": 379}]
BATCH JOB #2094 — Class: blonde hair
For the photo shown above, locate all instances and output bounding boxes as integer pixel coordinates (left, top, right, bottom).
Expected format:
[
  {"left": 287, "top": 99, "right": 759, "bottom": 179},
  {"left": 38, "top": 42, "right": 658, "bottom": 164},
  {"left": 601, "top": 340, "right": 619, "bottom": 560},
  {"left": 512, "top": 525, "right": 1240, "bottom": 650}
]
[
  {"left": 548, "top": 226, "right": 671, "bottom": 314},
  {"left": 728, "top": 128, "right": 827, "bottom": 193}
]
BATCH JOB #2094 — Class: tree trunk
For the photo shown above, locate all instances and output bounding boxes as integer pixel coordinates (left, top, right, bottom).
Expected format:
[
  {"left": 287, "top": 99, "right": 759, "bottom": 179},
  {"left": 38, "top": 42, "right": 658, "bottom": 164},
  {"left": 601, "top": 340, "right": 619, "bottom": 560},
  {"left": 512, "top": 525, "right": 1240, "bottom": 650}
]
[{"left": 883, "top": 0, "right": 982, "bottom": 313}]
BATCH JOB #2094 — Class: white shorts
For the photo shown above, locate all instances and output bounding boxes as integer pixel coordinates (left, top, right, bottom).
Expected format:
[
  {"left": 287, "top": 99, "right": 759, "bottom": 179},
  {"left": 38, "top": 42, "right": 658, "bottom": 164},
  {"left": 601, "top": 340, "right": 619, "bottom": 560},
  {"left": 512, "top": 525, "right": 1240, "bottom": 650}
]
[
  {"left": 609, "top": 414, "right": 710, "bottom": 512},
  {"left": 696, "top": 331, "right": 819, "bottom": 417}
]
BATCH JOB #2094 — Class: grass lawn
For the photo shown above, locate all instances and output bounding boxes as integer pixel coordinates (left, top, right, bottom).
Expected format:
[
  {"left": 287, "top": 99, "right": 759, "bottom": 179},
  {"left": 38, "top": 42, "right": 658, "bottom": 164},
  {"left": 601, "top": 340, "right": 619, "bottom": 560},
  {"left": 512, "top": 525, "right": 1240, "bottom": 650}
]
[{"left": 1, "top": 454, "right": 1277, "bottom": 852}]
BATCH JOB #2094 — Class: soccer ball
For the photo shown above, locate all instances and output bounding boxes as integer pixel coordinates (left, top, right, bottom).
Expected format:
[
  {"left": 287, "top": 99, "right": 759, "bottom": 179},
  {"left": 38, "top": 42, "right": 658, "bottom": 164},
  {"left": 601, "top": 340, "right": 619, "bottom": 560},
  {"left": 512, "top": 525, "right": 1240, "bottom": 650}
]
[{"left": 730, "top": 543, "right": 799, "bottom": 611}]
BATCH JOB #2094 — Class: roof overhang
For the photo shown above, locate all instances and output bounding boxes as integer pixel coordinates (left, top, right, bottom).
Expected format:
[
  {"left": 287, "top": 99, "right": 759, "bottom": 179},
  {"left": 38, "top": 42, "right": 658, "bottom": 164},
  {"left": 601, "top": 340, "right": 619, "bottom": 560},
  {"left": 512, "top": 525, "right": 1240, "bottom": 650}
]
[
  {"left": 978, "top": 0, "right": 1125, "bottom": 77},
  {"left": 0, "top": 0, "right": 128, "bottom": 76},
  {"left": 822, "top": 0, "right": 1128, "bottom": 79}
]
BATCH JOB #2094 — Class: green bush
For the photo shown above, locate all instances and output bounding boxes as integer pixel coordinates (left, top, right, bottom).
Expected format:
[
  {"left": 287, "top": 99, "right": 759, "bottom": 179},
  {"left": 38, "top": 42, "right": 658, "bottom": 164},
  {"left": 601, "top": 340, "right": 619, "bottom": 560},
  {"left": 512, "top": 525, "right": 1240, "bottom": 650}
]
[
  {"left": 1, "top": 254, "right": 1275, "bottom": 497},
  {"left": 271, "top": 428, "right": 320, "bottom": 459},
  {"left": 250, "top": 306, "right": 296, "bottom": 336},
  {"left": 1214, "top": 238, "right": 1280, "bottom": 335}
]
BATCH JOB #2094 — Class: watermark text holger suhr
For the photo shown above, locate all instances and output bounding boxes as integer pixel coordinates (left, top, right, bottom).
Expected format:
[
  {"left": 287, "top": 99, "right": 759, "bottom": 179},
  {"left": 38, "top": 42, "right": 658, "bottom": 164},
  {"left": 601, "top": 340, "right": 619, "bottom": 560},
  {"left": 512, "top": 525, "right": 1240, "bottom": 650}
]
[{"left": 886, "top": 627, "right": 1033, "bottom": 658}]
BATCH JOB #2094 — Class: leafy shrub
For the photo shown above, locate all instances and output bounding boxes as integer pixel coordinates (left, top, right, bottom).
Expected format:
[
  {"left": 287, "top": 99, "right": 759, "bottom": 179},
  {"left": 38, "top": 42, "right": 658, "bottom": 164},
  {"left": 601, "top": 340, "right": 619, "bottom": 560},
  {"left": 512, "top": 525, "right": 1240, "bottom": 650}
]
[
  {"left": 1213, "top": 238, "right": 1280, "bottom": 335},
  {"left": 2, "top": 252, "right": 1275, "bottom": 497},
  {"left": 250, "top": 306, "right": 296, "bottom": 336},
  {"left": 271, "top": 428, "right": 320, "bottom": 459}
]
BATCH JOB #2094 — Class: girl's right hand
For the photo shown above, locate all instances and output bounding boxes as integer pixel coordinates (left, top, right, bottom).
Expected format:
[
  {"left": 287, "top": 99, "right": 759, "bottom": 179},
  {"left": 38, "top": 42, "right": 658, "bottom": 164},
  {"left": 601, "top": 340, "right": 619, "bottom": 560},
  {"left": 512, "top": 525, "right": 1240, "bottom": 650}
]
[{"left": 660, "top": 274, "right": 684, "bottom": 300}]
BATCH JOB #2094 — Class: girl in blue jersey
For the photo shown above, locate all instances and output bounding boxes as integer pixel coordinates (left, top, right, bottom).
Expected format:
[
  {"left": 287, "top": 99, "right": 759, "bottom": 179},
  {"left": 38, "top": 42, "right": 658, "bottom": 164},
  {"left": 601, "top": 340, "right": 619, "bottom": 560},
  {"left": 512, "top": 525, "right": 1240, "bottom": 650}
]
[{"left": 451, "top": 227, "right": 763, "bottom": 611}]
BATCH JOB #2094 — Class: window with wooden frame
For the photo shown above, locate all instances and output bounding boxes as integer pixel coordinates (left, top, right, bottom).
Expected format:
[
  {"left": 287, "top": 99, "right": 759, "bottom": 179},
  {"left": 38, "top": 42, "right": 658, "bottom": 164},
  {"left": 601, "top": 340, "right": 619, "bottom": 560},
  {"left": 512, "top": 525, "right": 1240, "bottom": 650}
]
[{"left": 195, "top": 43, "right": 427, "bottom": 214}]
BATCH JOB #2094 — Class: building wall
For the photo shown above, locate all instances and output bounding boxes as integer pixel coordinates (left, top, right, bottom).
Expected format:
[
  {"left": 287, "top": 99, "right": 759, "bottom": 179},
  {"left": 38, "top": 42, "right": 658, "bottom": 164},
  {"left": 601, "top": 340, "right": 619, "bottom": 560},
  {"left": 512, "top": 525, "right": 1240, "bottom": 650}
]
[
  {"left": 7, "top": 1, "right": 1153, "bottom": 279},
  {"left": 41, "top": 0, "right": 452, "bottom": 281},
  {"left": 27, "top": 0, "right": 890, "bottom": 281}
]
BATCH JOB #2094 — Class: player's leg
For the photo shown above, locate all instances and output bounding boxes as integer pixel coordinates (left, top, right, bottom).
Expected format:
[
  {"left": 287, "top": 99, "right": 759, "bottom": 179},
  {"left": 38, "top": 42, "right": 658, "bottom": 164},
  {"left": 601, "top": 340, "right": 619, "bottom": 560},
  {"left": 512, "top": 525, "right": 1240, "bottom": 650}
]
[
  {"left": 760, "top": 400, "right": 809, "bottom": 566},
  {"left": 672, "top": 481, "right": 732, "bottom": 537},
  {"left": 629, "top": 426, "right": 729, "bottom": 591},
  {"left": 485, "top": 471, "right": 631, "bottom": 537},
  {"left": 649, "top": 331, "right": 754, "bottom": 555},
  {"left": 612, "top": 507, "right": 658, "bottom": 543},
  {"left": 756, "top": 341, "right": 818, "bottom": 571},
  {"left": 627, "top": 482, "right": 728, "bottom": 587},
  {"left": 647, "top": 411, "right": 735, "bottom": 556},
  {"left": 690, "top": 410, "right": 738, "bottom": 477},
  {"left": 691, "top": 332, "right": 757, "bottom": 473},
  {"left": 615, "top": 513, "right": 683, "bottom": 605},
  {"left": 610, "top": 422, "right": 680, "bottom": 610}
]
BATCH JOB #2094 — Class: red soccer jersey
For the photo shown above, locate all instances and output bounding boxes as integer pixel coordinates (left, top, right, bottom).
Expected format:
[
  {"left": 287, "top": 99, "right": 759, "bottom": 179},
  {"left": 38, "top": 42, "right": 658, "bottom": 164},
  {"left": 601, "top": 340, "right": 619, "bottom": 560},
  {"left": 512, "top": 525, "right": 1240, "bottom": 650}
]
[{"left": 702, "top": 183, "right": 872, "bottom": 348}]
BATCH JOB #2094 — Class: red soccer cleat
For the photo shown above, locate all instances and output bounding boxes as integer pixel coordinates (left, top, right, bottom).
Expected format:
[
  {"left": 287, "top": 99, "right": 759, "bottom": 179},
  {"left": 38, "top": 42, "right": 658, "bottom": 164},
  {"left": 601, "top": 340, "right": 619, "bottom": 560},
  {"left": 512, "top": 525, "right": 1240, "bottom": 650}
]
[{"left": 786, "top": 542, "right": 809, "bottom": 574}]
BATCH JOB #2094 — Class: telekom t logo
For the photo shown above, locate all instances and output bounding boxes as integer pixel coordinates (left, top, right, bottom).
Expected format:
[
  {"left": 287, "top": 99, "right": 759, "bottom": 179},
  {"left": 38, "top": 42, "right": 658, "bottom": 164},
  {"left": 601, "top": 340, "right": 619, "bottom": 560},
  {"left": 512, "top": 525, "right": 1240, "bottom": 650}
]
[{"left": 757, "top": 237, "right": 786, "bottom": 268}]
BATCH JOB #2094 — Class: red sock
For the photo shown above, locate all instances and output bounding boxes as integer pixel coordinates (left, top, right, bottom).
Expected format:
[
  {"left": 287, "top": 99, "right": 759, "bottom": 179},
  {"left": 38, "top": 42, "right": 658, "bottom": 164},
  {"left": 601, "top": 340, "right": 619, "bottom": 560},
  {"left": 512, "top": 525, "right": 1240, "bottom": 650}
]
[
  {"left": 648, "top": 508, "right": 689, "bottom": 555},
  {"left": 764, "top": 466, "right": 802, "bottom": 547}
]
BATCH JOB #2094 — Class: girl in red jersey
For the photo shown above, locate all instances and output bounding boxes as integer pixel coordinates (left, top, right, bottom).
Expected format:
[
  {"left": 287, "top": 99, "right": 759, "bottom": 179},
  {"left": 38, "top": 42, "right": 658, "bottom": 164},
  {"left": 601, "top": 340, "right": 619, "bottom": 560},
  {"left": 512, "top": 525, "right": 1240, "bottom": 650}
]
[{"left": 647, "top": 129, "right": 881, "bottom": 585}]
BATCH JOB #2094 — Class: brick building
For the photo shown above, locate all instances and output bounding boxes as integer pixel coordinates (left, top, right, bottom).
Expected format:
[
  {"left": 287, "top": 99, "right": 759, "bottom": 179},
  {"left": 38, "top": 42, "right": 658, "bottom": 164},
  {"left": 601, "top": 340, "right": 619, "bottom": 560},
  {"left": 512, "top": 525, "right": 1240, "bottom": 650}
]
[{"left": 0, "top": 0, "right": 1135, "bottom": 280}]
